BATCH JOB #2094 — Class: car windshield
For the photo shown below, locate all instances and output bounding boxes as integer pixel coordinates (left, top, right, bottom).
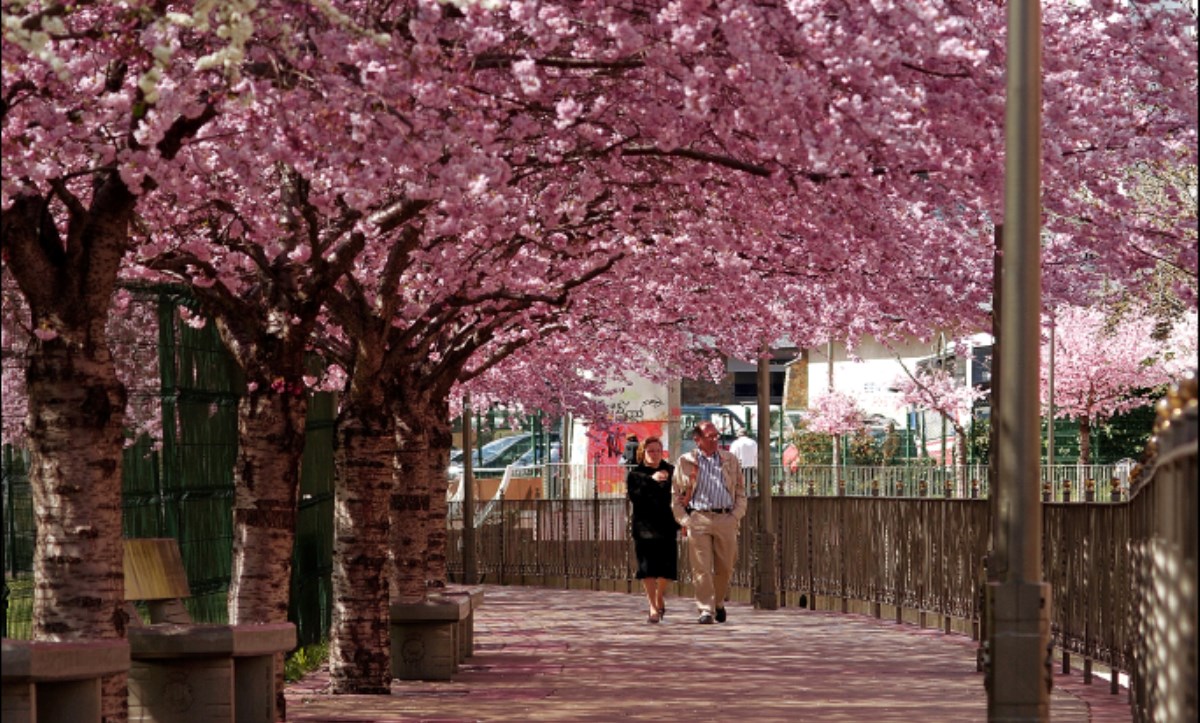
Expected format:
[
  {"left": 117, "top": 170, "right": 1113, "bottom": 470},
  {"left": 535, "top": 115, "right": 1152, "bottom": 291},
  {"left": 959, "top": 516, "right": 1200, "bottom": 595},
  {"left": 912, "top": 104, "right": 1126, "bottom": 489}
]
[{"left": 451, "top": 433, "right": 543, "bottom": 467}]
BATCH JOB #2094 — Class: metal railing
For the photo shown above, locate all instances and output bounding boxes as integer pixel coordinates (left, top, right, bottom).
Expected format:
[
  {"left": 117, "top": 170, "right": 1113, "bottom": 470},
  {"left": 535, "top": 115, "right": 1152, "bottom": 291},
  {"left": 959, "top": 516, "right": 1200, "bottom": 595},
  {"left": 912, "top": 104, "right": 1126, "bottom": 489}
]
[{"left": 454, "top": 462, "right": 1132, "bottom": 502}]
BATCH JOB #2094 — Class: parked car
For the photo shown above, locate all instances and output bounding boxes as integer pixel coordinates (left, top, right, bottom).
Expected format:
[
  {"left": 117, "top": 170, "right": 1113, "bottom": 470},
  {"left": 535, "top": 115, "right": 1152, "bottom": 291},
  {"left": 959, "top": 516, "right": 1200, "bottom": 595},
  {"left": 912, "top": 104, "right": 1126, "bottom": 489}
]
[
  {"left": 448, "top": 433, "right": 559, "bottom": 479},
  {"left": 678, "top": 405, "right": 747, "bottom": 456}
]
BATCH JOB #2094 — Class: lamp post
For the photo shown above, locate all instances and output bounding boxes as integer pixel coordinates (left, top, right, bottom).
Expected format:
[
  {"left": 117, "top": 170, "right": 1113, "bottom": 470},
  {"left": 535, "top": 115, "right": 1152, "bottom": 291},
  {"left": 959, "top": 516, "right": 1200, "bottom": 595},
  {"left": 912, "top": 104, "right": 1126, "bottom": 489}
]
[
  {"left": 987, "top": 1, "right": 1052, "bottom": 718},
  {"left": 1047, "top": 312, "right": 1055, "bottom": 471},
  {"left": 754, "top": 340, "right": 779, "bottom": 610},
  {"left": 462, "top": 394, "right": 477, "bottom": 585}
]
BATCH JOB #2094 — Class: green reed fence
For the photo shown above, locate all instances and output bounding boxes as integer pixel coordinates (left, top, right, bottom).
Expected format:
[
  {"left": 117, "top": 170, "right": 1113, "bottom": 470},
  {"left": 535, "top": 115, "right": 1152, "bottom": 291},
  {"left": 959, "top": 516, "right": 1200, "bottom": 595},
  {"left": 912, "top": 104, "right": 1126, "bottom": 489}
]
[{"left": 2, "top": 289, "right": 335, "bottom": 646}]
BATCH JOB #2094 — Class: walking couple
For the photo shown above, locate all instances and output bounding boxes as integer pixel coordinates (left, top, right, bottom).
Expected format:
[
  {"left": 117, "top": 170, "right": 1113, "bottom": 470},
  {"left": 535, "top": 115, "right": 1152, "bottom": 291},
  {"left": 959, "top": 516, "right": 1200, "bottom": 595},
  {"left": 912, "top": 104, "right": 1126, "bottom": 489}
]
[{"left": 624, "top": 422, "right": 747, "bottom": 624}]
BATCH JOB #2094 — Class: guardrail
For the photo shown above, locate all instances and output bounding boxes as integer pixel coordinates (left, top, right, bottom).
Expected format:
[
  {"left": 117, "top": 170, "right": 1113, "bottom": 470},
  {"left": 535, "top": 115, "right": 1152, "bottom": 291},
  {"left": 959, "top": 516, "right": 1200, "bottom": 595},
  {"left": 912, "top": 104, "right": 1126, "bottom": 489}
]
[{"left": 450, "top": 462, "right": 1132, "bottom": 502}]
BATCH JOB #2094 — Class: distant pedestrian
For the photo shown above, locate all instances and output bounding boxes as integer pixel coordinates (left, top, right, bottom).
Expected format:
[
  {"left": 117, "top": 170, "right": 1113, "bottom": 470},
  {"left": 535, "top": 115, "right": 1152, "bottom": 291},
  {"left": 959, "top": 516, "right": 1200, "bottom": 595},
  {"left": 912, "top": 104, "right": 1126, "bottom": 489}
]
[
  {"left": 621, "top": 433, "right": 639, "bottom": 466},
  {"left": 625, "top": 436, "right": 679, "bottom": 623},
  {"left": 782, "top": 441, "right": 801, "bottom": 494},
  {"left": 672, "top": 421, "right": 747, "bottom": 624},
  {"left": 729, "top": 428, "right": 758, "bottom": 494}
]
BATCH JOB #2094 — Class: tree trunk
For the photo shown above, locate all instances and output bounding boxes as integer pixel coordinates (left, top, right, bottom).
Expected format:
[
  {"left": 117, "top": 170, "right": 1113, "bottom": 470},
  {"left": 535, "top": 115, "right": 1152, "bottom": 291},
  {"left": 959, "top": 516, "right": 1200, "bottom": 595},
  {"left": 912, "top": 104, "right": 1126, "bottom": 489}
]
[
  {"left": 227, "top": 386, "right": 307, "bottom": 719},
  {"left": 391, "top": 391, "right": 456, "bottom": 599},
  {"left": 1079, "top": 416, "right": 1092, "bottom": 466},
  {"left": 955, "top": 425, "right": 969, "bottom": 497},
  {"left": 329, "top": 404, "right": 393, "bottom": 694},
  {"left": 392, "top": 408, "right": 431, "bottom": 604},
  {"left": 4, "top": 183, "right": 137, "bottom": 722},
  {"left": 424, "top": 412, "right": 453, "bottom": 588},
  {"left": 27, "top": 333, "right": 130, "bottom": 722}
]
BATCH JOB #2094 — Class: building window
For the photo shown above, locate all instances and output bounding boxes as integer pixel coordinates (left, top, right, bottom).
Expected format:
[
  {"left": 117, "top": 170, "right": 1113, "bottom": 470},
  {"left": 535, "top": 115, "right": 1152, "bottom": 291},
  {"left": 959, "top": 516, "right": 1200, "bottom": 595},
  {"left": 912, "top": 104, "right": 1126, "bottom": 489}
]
[{"left": 732, "top": 371, "right": 785, "bottom": 402}]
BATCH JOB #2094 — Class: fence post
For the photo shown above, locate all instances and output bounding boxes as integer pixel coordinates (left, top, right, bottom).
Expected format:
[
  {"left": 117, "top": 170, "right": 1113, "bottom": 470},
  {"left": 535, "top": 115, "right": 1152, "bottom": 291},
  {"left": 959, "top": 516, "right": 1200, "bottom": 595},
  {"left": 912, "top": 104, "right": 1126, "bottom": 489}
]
[
  {"left": 944, "top": 478, "right": 954, "bottom": 499},
  {"left": 918, "top": 477, "right": 927, "bottom": 498},
  {"left": 498, "top": 486, "right": 506, "bottom": 586},
  {"left": 1061, "top": 478, "right": 1071, "bottom": 503},
  {"left": 1042, "top": 479, "right": 1051, "bottom": 502},
  {"left": 561, "top": 491, "right": 570, "bottom": 590},
  {"left": 807, "top": 479, "right": 815, "bottom": 496},
  {"left": 971, "top": 478, "right": 980, "bottom": 499},
  {"left": 592, "top": 458, "right": 600, "bottom": 591},
  {"left": 894, "top": 479, "right": 904, "bottom": 497},
  {"left": 837, "top": 478, "right": 846, "bottom": 497},
  {"left": 1084, "top": 478, "right": 1095, "bottom": 502},
  {"left": 871, "top": 479, "right": 880, "bottom": 497},
  {"left": 1109, "top": 477, "right": 1121, "bottom": 502}
]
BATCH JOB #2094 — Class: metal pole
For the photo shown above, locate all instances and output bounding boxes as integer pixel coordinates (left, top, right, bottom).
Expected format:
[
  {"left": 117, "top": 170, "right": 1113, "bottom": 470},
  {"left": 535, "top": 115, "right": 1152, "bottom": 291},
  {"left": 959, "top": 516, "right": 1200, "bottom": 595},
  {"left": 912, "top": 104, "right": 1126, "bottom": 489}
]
[
  {"left": 828, "top": 340, "right": 838, "bottom": 479},
  {"left": 754, "top": 341, "right": 778, "bottom": 609},
  {"left": 990, "top": 224, "right": 1004, "bottom": 563},
  {"left": 462, "top": 395, "right": 477, "bottom": 585},
  {"left": 1047, "top": 316, "right": 1055, "bottom": 471},
  {"left": 2, "top": 444, "right": 10, "bottom": 637},
  {"left": 988, "top": 2, "right": 1051, "bottom": 718},
  {"left": 667, "top": 379, "right": 682, "bottom": 460},
  {"left": 940, "top": 334, "right": 948, "bottom": 476}
]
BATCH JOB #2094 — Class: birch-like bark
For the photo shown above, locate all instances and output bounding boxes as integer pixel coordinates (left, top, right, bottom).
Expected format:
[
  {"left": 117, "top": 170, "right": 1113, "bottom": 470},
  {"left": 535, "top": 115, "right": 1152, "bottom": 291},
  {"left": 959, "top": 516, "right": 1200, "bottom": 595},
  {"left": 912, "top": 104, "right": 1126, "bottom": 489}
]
[
  {"left": 392, "top": 407, "right": 431, "bottom": 604},
  {"left": 423, "top": 412, "right": 453, "bottom": 588},
  {"left": 329, "top": 404, "right": 393, "bottom": 694},
  {"left": 4, "top": 184, "right": 136, "bottom": 722},
  {"left": 28, "top": 331, "right": 129, "bottom": 722},
  {"left": 227, "top": 386, "right": 307, "bottom": 719}
]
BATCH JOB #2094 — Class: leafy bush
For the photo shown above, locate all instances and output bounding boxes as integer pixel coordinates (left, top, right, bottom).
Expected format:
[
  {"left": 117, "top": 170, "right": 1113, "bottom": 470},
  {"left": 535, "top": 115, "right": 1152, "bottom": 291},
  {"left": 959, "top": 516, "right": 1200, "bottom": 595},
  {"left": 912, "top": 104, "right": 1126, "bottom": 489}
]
[{"left": 285, "top": 640, "right": 329, "bottom": 682}]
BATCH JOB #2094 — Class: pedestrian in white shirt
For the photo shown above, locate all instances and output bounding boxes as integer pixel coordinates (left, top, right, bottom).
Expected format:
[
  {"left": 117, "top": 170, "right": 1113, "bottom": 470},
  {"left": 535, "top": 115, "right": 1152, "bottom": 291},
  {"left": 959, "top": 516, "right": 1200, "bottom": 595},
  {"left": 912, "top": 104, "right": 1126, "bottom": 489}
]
[{"left": 729, "top": 428, "right": 758, "bottom": 494}]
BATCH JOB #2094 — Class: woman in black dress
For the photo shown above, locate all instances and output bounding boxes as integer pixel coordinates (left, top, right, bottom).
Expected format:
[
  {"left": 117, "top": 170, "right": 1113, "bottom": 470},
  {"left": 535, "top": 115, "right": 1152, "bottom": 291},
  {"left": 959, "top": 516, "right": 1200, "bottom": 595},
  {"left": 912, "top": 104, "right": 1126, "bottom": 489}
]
[{"left": 625, "top": 436, "right": 679, "bottom": 623}]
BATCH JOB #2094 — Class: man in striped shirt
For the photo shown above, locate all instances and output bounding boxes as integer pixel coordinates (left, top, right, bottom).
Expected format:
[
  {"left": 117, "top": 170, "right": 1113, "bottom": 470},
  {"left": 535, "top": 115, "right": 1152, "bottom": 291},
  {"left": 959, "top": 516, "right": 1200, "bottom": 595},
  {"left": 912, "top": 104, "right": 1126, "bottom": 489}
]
[{"left": 671, "top": 421, "right": 748, "bottom": 624}]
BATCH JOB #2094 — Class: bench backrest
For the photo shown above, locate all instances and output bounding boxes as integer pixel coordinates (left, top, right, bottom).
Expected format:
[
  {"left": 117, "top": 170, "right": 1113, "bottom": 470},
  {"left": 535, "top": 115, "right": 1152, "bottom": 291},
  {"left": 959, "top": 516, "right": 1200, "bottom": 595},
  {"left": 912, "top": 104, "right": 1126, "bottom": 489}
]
[{"left": 123, "top": 538, "right": 192, "bottom": 624}]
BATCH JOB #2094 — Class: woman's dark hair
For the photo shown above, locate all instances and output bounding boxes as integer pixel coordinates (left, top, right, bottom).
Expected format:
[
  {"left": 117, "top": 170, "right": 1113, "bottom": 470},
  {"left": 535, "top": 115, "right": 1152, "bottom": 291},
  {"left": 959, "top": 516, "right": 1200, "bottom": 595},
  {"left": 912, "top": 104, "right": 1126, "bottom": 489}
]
[{"left": 636, "top": 435, "right": 664, "bottom": 464}]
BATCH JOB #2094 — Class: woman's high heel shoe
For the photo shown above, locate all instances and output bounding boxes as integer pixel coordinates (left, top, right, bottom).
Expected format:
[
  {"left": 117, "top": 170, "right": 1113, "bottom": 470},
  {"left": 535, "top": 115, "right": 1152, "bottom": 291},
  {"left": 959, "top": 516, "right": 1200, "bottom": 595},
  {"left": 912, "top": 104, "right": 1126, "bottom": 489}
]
[{"left": 647, "top": 610, "right": 661, "bottom": 623}]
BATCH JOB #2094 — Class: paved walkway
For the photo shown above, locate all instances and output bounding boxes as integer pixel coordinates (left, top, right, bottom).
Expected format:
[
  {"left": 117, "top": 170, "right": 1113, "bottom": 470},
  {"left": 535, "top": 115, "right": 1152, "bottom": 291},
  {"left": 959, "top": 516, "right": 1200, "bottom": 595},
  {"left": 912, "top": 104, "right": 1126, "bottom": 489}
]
[{"left": 285, "top": 585, "right": 1131, "bottom": 722}]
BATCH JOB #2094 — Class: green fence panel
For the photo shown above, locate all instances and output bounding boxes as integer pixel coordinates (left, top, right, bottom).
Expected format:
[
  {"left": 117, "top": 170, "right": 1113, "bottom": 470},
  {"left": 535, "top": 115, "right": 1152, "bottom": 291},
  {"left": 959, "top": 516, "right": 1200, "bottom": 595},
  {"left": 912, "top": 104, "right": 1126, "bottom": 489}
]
[{"left": 291, "top": 391, "right": 335, "bottom": 647}]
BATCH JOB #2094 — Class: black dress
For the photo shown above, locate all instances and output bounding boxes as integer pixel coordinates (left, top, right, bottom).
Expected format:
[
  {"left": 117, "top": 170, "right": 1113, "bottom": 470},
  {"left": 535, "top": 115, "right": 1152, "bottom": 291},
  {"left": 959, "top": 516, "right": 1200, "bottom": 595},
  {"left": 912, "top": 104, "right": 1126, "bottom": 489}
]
[{"left": 626, "top": 460, "right": 680, "bottom": 580}]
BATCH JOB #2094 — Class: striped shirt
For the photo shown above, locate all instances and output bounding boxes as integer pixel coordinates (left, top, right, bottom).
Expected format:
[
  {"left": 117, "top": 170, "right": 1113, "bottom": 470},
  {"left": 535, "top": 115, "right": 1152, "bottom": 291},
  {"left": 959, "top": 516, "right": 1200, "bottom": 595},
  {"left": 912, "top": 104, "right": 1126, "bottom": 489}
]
[{"left": 689, "top": 450, "right": 734, "bottom": 510}]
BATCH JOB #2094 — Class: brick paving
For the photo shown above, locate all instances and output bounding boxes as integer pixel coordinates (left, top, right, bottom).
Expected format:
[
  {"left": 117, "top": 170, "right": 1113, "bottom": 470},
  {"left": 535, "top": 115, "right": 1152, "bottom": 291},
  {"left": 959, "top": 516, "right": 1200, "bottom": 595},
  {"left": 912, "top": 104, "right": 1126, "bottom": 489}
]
[{"left": 285, "top": 585, "right": 1131, "bottom": 722}]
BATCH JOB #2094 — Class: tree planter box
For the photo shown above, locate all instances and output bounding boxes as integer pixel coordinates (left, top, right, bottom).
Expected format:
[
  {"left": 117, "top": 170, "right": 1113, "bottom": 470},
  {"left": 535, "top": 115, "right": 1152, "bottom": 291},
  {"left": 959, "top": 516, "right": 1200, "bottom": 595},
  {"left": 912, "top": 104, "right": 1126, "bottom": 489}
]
[
  {"left": 126, "top": 623, "right": 296, "bottom": 723},
  {"left": 389, "top": 597, "right": 471, "bottom": 681},
  {"left": 1, "top": 638, "right": 130, "bottom": 723},
  {"left": 439, "top": 587, "right": 485, "bottom": 661}
]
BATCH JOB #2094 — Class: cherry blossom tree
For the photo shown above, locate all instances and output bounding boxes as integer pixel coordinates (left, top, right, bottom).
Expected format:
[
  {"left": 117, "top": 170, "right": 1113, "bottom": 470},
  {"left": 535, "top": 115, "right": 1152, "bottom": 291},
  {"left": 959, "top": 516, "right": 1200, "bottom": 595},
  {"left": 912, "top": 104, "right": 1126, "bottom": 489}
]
[
  {"left": 804, "top": 390, "right": 866, "bottom": 438},
  {"left": 894, "top": 361, "right": 985, "bottom": 485},
  {"left": 0, "top": 4, "right": 248, "bottom": 716},
  {"left": 4, "top": 0, "right": 1196, "bottom": 707},
  {"left": 1161, "top": 310, "right": 1198, "bottom": 380},
  {"left": 1041, "top": 304, "right": 1175, "bottom": 464}
]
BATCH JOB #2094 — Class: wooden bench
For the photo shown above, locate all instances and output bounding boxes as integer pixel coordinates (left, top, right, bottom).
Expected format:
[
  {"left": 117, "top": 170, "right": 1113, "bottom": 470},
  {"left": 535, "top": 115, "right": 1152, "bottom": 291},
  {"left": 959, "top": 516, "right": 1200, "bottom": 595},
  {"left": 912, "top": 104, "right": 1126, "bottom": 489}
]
[
  {"left": 123, "top": 538, "right": 296, "bottom": 723},
  {"left": 1, "top": 638, "right": 130, "bottom": 723}
]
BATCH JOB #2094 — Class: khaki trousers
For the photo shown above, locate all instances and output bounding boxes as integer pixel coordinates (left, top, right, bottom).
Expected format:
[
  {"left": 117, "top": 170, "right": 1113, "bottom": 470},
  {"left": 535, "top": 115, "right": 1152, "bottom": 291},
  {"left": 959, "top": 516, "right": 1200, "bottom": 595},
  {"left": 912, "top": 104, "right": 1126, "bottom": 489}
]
[{"left": 685, "top": 510, "right": 739, "bottom": 614}]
